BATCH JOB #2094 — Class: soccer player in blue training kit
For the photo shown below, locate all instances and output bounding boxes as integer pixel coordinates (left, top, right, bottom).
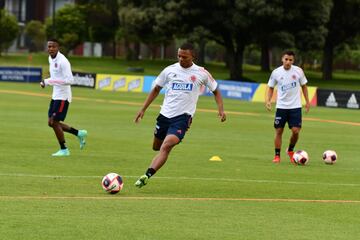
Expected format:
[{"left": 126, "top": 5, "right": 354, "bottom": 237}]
[
  {"left": 40, "top": 39, "right": 87, "bottom": 156},
  {"left": 265, "top": 50, "right": 310, "bottom": 164},
  {"left": 134, "top": 42, "right": 226, "bottom": 188}
]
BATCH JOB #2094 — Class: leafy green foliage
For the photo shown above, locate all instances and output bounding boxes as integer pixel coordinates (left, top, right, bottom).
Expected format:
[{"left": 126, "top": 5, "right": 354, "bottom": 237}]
[
  {"left": 25, "top": 20, "right": 46, "bottom": 52},
  {"left": 0, "top": 9, "right": 19, "bottom": 55},
  {"left": 45, "top": 5, "right": 87, "bottom": 55}
]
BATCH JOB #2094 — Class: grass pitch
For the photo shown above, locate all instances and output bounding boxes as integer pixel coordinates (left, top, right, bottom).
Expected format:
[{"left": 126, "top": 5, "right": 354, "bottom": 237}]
[{"left": 0, "top": 82, "right": 360, "bottom": 240}]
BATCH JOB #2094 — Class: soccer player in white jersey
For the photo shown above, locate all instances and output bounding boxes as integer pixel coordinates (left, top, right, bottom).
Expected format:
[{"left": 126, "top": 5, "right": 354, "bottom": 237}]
[
  {"left": 134, "top": 42, "right": 226, "bottom": 188},
  {"left": 265, "top": 50, "right": 310, "bottom": 164},
  {"left": 40, "top": 39, "right": 87, "bottom": 157}
]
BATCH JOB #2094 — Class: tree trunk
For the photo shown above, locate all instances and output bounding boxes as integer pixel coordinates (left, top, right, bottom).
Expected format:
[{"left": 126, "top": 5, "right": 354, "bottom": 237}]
[
  {"left": 134, "top": 42, "right": 140, "bottom": 60},
  {"left": 226, "top": 45, "right": 244, "bottom": 81},
  {"left": 322, "top": 40, "right": 334, "bottom": 81},
  {"left": 112, "top": 39, "right": 116, "bottom": 59},
  {"left": 260, "top": 42, "right": 271, "bottom": 72}
]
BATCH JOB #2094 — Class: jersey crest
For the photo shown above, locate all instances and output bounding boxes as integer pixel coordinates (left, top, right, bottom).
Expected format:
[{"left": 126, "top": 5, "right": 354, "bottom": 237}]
[{"left": 190, "top": 75, "right": 197, "bottom": 82}]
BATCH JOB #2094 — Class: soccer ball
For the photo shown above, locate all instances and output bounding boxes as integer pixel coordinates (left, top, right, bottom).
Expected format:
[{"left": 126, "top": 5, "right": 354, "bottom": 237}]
[
  {"left": 292, "top": 150, "right": 309, "bottom": 165},
  {"left": 101, "top": 173, "right": 124, "bottom": 194},
  {"left": 323, "top": 150, "right": 337, "bottom": 164}
]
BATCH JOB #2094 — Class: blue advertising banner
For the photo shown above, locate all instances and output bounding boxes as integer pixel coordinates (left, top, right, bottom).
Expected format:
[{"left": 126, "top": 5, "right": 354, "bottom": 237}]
[
  {"left": 202, "top": 80, "right": 260, "bottom": 101},
  {"left": 143, "top": 76, "right": 165, "bottom": 94},
  {"left": 0, "top": 67, "right": 42, "bottom": 82},
  {"left": 143, "top": 76, "right": 156, "bottom": 92}
]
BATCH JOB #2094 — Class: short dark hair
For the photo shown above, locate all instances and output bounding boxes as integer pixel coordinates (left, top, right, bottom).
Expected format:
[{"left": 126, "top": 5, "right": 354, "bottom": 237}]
[
  {"left": 48, "top": 38, "right": 59, "bottom": 45},
  {"left": 179, "top": 42, "right": 194, "bottom": 51},
  {"left": 282, "top": 50, "right": 295, "bottom": 57}
]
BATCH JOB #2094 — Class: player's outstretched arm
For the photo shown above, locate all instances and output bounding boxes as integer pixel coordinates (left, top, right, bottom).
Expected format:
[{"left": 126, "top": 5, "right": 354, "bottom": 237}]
[
  {"left": 212, "top": 88, "right": 226, "bottom": 122},
  {"left": 134, "top": 85, "right": 162, "bottom": 123}
]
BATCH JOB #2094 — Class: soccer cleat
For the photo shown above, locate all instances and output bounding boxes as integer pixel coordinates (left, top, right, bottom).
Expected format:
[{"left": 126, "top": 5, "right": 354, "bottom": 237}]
[
  {"left": 52, "top": 148, "right": 70, "bottom": 157},
  {"left": 287, "top": 151, "right": 295, "bottom": 163},
  {"left": 272, "top": 155, "right": 281, "bottom": 163},
  {"left": 134, "top": 175, "right": 149, "bottom": 188},
  {"left": 77, "top": 130, "right": 88, "bottom": 149}
]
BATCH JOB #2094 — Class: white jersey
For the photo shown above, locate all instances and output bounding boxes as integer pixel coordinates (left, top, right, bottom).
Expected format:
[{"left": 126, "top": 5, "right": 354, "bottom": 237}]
[
  {"left": 268, "top": 65, "right": 308, "bottom": 109},
  {"left": 44, "top": 52, "right": 74, "bottom": 102},
  {"left": 155, "top": 62, "right": 218, "bottom": 118}
]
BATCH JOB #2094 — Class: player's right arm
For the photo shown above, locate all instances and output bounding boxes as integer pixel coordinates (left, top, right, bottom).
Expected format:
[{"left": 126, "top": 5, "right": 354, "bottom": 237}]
[
  {"left": 265, "top": 86, "right": 274, "bottom": 111},
  {"left": 134, "top": 85, "right": 162, "bottom": 123},
  {"left": 266, "top": 70, "right": 276, "bottom": 111}
]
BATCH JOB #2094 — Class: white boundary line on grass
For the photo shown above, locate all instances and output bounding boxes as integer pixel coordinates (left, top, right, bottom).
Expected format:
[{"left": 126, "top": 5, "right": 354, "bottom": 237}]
[
  {"left": 0, "top": 173, "right": 359, "bottom": 187},
  {"left": 0, "top": 195, "right": 359, "bottom": 204}
]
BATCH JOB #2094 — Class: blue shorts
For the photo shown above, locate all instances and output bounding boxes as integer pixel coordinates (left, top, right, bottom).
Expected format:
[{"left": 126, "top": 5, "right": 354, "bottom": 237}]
[
  {"left": 154, "top": 114, "right": 192, "bottom": 141},
  {"left": 48, "top": 100, "right": 69, "bottom": 121},
  {"left": 274, "top": 108, "right": 302, "bottom": 129}
]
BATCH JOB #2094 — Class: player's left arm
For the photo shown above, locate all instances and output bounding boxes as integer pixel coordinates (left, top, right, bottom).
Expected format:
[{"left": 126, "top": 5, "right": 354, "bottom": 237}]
[
  {"left": 212, "top": 88, "right": 226, "bottom": 122},
  {"left": 301, "top": 84, "right": 310, "bottom": 113}
]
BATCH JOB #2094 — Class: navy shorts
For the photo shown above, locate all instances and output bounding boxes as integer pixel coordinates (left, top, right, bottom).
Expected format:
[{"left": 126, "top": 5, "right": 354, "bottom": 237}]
[
  {"left": 274, "top": 108, "right": 302, "bottom": 129},
  {"left": 48, "top": 100, "right": 69, "bottom": 121},
  {"left": 154, "top": 114, "right": 192, "bottom": 141}
]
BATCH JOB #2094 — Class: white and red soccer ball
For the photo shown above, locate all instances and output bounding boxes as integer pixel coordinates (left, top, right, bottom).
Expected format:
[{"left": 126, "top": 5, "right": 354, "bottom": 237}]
[
  {"left": 323, "top": 150, "right": 337, "bottom": 164},
  {"left": 292, "top": 150, "right": 309, "bottom": 165},
  {"left": 101, "top": 173, "right": 124, "bottom": 194}
]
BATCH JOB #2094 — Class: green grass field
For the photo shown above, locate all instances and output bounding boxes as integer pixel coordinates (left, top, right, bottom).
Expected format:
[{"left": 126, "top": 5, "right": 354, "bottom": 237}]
[{"left": 0, "top": 82, "right": 360, "bottom": 240}]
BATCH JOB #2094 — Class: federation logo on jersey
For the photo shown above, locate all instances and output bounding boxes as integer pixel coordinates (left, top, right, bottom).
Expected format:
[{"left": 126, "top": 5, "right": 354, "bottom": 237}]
[
  {"left": 172, "top": 83, "right": 193, "bottom": 91},
  {"left": 292, "top": 74, "right": 297, "bottom": 80},
  {"left": 55, "top": 63, "right": 58, "bottom": 68},
  {"left": 190, "top": 75, "right": 197, "bottom": 82}
]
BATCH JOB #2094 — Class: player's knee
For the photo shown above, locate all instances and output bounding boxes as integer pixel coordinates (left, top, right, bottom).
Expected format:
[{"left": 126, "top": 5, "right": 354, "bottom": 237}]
[
  {"left": 292, "top": 128, "right": 300, "bottom": 135},
  {"left": 160, "top": 142, "right": 174, "bottom": 153},
  {"left": 48, "top": 120, "right": 53, "bottom": 127}
]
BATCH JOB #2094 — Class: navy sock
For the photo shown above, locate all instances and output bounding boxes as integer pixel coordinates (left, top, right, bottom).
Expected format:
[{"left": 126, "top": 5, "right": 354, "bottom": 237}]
[
  {"left": 145, "top": 168, "right": 156, "bottom": 178},
  {"left": 275, "top": 148, "right": 280, "bottom": 156},
  {"left": 68, "top": 127, "right": 79, "bottom": 136},
  {"left": 60, "top": 141, "right": 67, "bottom": 150},
  {"left": 288, "top": 144, "right": 295, "bottom": 152}
]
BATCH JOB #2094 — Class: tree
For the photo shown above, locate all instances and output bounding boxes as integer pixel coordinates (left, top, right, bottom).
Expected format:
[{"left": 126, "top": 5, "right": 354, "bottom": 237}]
[
  {"left": 0, "top": 9, "right": 19, "bottom": 56},
  {"left": 322, "top": 0, "right": 360, "bottom": 80},
  {"left": 245, "top": 0, "right": 285, "bottom": 72},
  {"left": 165, "top": 0, "right": 269, "bottom": 80},
  {"left": 25, "top": 20, "right": 46, "bottom": 52},
  {"left": 118, "top": 0, "right": 174, "bottom": 60},
  {"left": 79, "top": 0, "right": 120, "bottom": 58},
  {"left": 45, "top": 5, "right": 86, "bottom": 55},
  {"left": 253, "top": 1, "right": 331, "bottom": 72}
]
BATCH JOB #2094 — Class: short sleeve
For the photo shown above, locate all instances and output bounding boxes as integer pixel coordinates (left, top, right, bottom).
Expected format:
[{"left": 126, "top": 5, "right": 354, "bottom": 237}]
[
  {"left": 202, "top": 68, "right": 218, "bottom": 92},
  {"left": 154, "top": 68, "right": 168, "bottom": 87},
  {"left": 267, "top": 71, "right": 277, "bottom": 88},
  {"left": 299, "top": 69, "right": 308, "bottom": 86}
]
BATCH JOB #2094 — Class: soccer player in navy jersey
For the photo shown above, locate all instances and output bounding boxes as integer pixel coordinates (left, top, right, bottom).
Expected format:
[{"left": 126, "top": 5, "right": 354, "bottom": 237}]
[
  {"left": 134, "top": 43, "right": 226, "bottom": 188},
  {"left": 265, "top": 50, "right": 310, "bottom": 164},
  {"left": 40, "top": 39, "right": 87, "bottom": 156}
]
